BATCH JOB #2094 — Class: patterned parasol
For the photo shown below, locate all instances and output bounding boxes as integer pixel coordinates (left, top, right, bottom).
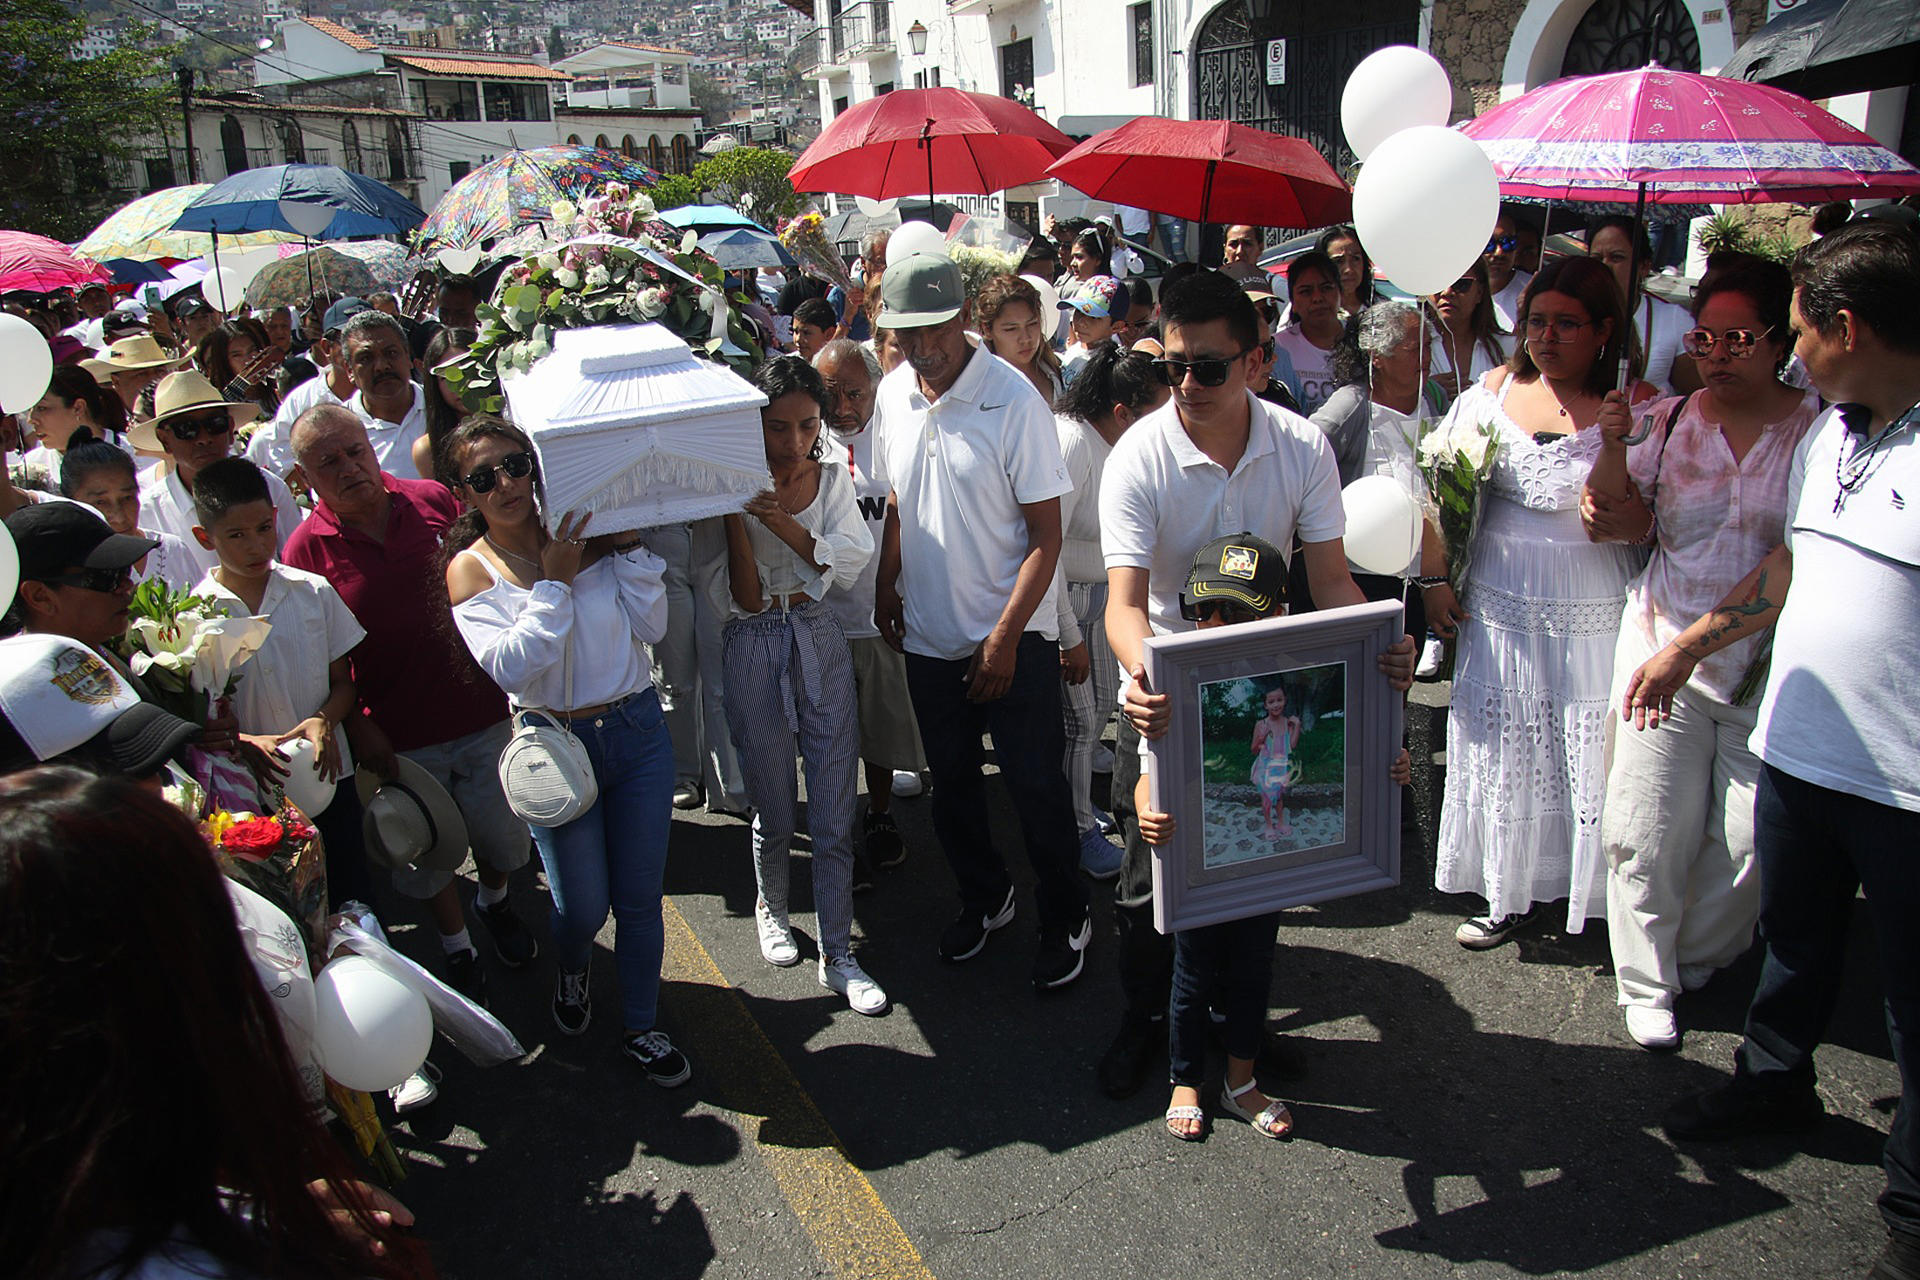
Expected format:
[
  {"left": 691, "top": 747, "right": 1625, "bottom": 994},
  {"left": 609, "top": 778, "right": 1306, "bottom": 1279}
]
[
  {"left": 244, "top": 247, "right": 379, "bottom": 309},
  {"left": 75, "top": 185, "right": 300, "bottom": 262},
  {"left": 416, "top": 145, "right": 663, "bottom": 252},
  {"left": 277, "top": 239, "right": 411, "bottom": 290}
]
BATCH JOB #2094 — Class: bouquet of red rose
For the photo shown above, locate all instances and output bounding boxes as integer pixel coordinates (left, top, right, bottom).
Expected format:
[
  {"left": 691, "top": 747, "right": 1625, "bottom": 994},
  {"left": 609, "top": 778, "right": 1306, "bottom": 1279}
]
[{"left": 204, "top": 799, "right": 327, "bottom": 963}]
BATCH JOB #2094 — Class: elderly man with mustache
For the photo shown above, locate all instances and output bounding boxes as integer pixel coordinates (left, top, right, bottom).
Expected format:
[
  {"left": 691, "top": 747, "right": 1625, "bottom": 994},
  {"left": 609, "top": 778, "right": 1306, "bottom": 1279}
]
[{"left": 336, "top": 310, "right": 429, "bottom": 481}]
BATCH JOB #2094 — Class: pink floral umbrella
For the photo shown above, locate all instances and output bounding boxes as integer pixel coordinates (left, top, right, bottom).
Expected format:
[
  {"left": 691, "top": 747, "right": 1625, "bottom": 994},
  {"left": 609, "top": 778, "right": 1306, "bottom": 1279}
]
[
  {"left": 1460, "top": 65, "right": 1920, "bottom": 205},
  {"left": 0, "top": 231, "right": 111, "bottom": 294}
]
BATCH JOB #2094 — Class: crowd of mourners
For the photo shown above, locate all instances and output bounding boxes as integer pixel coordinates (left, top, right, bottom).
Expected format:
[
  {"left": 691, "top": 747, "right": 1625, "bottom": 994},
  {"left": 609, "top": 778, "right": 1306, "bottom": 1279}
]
[{"left": 3, "top": 194, "right": 1919, "bottom": 1280}]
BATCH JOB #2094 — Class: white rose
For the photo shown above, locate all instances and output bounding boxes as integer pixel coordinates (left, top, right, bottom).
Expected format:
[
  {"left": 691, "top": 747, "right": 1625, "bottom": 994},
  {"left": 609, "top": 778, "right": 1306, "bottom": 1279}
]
[
  {"left": 584, "top": 264, "right": 610, "bottom": 291},
  {"left": 556, "top": 268, "right": 580, "bottom": 290},
  {"left": 637, "top": 286, "right": 669, "bottom": 320},
  {"left": 536, "top": 253, "right": 562, "bottom": 273},
  {"left": 550, "top": 199, "right": 578, "bottom": 224},
  {"left": 630, "top": 194, "right": 656, "bottom": 219}
]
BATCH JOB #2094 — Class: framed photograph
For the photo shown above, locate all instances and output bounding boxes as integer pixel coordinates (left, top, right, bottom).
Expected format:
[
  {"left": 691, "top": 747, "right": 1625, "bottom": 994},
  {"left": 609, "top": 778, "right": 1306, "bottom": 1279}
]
[{"left": 1144, "top": 599, "right": 1404, "bottom": 934}]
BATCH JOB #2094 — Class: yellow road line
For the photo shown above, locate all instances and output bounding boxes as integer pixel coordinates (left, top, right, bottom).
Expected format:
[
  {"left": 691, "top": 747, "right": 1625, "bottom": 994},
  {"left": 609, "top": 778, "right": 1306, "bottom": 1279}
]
[{"left": 660, "top": 898, "right": 936, "bottom": 1280}]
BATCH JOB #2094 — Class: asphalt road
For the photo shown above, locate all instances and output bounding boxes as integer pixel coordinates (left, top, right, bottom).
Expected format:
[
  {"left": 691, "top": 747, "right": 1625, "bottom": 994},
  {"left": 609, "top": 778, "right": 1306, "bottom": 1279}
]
[{"left": 384, "top": 685, "right": 1900, "bottom": 1278}]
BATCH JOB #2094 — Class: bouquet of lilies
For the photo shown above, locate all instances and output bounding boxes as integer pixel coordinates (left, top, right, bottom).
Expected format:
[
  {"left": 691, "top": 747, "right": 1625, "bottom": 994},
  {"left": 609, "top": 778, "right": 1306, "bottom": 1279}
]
[
  {"left": 113, "top": 580, "right": 272, "bottom": 726},
  {"left": 1415, "top": 414, "right": 1501, "bottom": 596}
]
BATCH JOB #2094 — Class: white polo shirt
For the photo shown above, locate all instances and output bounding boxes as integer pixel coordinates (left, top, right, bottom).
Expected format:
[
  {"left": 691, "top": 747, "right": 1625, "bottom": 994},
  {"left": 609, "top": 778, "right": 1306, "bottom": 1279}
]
[
  {"left": 139, "top": 461, "right": 306, "bottom": 581},
  {"left": 1751, "top": 404, "right": 1920, "bottom": 812},
  {"left": 246, "top": 372, "right": 349, "bottom": 477},
  {"left": 1100, "top": 390, "right": 1345, "bottom": 640},
  {"left": 347, "top": 383, "right": 428, "bottom": 482},
  {"left": 1491, "top": 269, "right": 1532, "bottom": 334},
  {"left": 871, "top": 346, "right": 1074, "bottom": 661},
  {"left": 824, "top": 420, "right": 889, "bottom": 640}
]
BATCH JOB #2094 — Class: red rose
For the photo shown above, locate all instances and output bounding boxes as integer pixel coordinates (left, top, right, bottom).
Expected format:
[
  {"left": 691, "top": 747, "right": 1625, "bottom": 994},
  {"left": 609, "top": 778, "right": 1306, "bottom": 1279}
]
[{"left": 221, "top": 817, "right": 285, "bottom": 859}]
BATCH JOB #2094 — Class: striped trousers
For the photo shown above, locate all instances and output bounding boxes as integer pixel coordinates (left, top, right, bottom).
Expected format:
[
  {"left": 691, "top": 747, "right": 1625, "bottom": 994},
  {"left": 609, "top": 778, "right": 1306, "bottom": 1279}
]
[{"left": 1062, "top": 578, "right": 1119, "bottom": 836}]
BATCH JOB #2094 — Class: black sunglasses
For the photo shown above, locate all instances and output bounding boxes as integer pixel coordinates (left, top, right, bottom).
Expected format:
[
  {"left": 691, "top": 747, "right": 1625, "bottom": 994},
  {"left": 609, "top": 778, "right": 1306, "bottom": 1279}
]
[
  {"left": 462, "top": 451, "right": 535, "bottom": 494},
  {"left": 41, "top": 565, "right": 133, "bottom": 594},
  {"left": 1150, "top": 348, "right": 1252, "bottom": 388},
  {"left": 162, "top": 411, "right": 233, "bottom": 442},
  {"left": 1442, "top": 276, "right": 1477, "bottom": 295},
  {"left": 1179, "top": 596, "right": 1265, "bottom": 624}
]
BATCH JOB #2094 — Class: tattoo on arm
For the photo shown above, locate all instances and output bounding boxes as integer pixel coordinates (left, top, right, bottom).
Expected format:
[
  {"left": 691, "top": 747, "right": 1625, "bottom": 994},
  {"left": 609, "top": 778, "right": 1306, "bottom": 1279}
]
[{"left": 1681, "top": 569, "right": 1778, "bottom": 657}]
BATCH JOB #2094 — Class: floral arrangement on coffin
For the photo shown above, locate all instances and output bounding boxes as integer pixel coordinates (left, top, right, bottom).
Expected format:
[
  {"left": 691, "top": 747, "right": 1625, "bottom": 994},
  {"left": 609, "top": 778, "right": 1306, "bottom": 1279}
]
[
  {"left": 1415, "top": 413, "right": 1501, "bottom": 597},
  {"left": 203, "top": 799, "right": 329, "bottom": 959},
  {"left": 443, "top": 183, "right": 764, "bottom": 415},
  {"left": 776, "top": 211, "right": 856, "bottom": 292}
]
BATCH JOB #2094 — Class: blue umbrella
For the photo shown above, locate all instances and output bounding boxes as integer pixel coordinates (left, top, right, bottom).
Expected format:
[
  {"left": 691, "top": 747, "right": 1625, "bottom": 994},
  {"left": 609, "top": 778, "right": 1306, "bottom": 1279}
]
[
  {"left": 697, "top": 227, "right": 796, "bottom": 270},
  {"left": 171, "top": 164, "right": 427, "bottom": 240},
  {"left": 658, "top": 204, "right": 769, "bottom": 233},
  {"left": 100, "top": 257, "right": 177, "bottom": 284}
]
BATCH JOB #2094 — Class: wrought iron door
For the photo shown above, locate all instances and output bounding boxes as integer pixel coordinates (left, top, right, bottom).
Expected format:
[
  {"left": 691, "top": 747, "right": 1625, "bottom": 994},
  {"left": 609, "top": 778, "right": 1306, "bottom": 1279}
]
[
  {"left": 1559, "top": 0, "right": 1700, "bottom": 75},
  {"left": 1191, "top": 0, "right": 1417, "bottom": 181}
]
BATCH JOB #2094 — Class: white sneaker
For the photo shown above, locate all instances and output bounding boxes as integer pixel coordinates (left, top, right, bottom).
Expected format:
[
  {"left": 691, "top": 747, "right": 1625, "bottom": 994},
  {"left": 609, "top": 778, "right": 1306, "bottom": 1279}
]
[
  {"left": 820, "top": 954, "right": 888, "bottom": 1015},
  {"left": 891, "top": 770, "right": 924, "bottom": 798},
  {"left": 1625, "top": 1005, "right": 1680, "bottom": 1050},
  {"left": 1416, "top": 637, "right": 1446, "bottom": 678},
  {"left": 389, "top": 1063, "right": 439, "bottom": 1114},
  {"left": 756, "top": 901, "right": 800, "bottom": 967},
  {"left": 1678, "top": 963, "right": 1715, "bottom": 992}
]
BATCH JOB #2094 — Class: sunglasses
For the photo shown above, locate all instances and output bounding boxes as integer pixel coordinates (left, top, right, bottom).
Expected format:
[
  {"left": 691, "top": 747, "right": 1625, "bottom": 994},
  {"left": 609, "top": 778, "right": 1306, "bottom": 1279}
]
[
  {"left": 1150, "top": 348, "right": 1252, "bottom": 388},
  {"left": 1179, "top": 597, "right": 1265, "bottom": 624},
  {"left": 1442, "top": 277, "right": 1477, "bottom": 295},
  {"left": 462, "top": 451, "right": 535, "bottom": 494},
  {"left": 1682, "top": 326, "right": 1773, "bottom": 359},
  {"left": 162, "top": 411, "right": 233, "bottom": 441},
  {"left": 41, "top": 565, "right": 133, "bottom": 594},
  {"left": 1485, "top": 235, "right": 1518, "bottom": 253}
]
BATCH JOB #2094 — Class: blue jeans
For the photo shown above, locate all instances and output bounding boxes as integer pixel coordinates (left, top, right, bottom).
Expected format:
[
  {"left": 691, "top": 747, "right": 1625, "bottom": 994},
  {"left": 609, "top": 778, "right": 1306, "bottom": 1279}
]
[
  {"left": 531, "top": 688, "right": 675, "bottom": 1032},
  {"left": 904, "top": 632, "right": 1088, "bottom": 936},
  {"left": 1737, "top": 763, "right": 1920, "bottom": 1235},
  {"left": 1169, "top": 913, "right": 1280, "bottom": 1086},
  {"left": 1154, "top": 213, "right": 1189, "bottom": 263}
]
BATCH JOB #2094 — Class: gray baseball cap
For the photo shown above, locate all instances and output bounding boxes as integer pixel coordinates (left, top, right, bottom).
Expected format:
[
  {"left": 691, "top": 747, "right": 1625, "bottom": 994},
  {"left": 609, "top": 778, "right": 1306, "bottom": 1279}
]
[{"left": 878, "top": 254, "right": 963, "bottom": 328}]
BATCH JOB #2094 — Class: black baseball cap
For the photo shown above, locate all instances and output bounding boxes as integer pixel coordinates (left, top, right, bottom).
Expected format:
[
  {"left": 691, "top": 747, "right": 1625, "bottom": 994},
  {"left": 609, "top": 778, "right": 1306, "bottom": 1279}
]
[
  {"left": 5, "top": 503, "right": 159, "bottom": 584},
  {"left": 323, "top": 296, "right": 372, "bottom": 337},
  {"left": 1181, "top": 532, "right": 1287, "bottom": 621}
]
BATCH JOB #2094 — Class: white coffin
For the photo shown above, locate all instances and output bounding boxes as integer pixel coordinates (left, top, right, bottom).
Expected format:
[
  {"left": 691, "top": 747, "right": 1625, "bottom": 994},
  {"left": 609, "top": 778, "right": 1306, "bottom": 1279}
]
[{"left": 503, "top": 323, "right": 770, "bottom": 534}]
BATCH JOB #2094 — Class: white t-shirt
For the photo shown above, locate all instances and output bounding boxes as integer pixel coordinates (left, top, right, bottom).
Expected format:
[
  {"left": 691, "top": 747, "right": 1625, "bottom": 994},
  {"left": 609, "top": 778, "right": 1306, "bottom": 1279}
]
[
  {"left": 1100, "top": 390, "right": 1346, "bottom": 640},
  {"left": 824, "top": 422, "right": 891, "bottom": 639},
  {"left": 1491, "top": 270, "right": 1531, "bottom": 334},
  {"left": 870, "top": 347, "right": 1074, "bottom": 660},
  {"left": 346, "top": 383, "right": 429, "bottom": 482},
  {"left": 1430, "top": 330, "right": 1512, "bottom": 392},
  {"left": 139, "top": 462, "right": 305, "bottom": 581},
  {"left": 1272, "top": 321, "right": 1340, "bottom": 416},
  {"left": 1751, "top": 405, "right": 1920, "bottom": 812},
  {"left": 197, "top": 563, "right": 366, "bottom": 770},
  {"left": 1633, "top": 294, "right": 1692, "bottom": 396},
  {"left": 1056, "top": 414, "right": 1113, "bottom": 586},
  {"left": 246, "top": 372, "right": 348, "bottom": 476}
]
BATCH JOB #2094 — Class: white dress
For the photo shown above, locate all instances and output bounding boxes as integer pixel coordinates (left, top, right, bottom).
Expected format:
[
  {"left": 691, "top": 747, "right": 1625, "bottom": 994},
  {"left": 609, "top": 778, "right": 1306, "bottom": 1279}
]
[{"left": 1434, "top": 378, "right": 1644, "bottom": 929}]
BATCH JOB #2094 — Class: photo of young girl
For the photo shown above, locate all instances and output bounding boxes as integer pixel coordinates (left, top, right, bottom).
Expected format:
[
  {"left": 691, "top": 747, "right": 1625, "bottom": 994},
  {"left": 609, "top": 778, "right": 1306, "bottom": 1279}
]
[{"left": 1197, "top": 663, "right": 1347, "bottom": 866}]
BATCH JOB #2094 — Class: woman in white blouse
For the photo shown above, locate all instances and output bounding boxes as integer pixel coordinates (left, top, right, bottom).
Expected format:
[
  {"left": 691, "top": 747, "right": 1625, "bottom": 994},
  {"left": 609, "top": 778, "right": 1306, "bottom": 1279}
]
[
  {"left": 1589, "top": 216, "right": 1703, "bottom": 397},
  {"left": 722, "top": 356, "right": 883, "bottom": 1016},
  {"left": 443, "top": 416, "right": 691, "bottom": 1088},
  {"left": 1583, "top": 255, "right": 1819, "bottom": 1051}
]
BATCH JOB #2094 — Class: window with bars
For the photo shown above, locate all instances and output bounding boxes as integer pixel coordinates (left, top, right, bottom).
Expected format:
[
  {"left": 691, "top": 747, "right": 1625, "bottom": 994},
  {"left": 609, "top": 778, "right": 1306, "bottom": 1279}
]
[
  {"left": 1132, "top": 3, "right": 1153, "bottom": 86},
  {"left": 999, "top": 37, "right": 1033, "bottom": 103}
]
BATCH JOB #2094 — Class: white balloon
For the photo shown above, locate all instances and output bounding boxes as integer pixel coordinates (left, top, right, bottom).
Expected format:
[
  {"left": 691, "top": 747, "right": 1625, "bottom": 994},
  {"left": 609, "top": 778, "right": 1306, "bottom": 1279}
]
[
  {"left": 886, "top": 220, "right": 949, "bottom": 266},
  {"left": 275, "top": 735, "right": 338, "bottom": 821},
  {"left": 1342, "top": 45, "right": 1454, "bottom": 162},
  {"left": 1019, "top": 273, "right": 1060, "bottom": 322},
  {"left": 854, "top": 194, "right": 898, "bottom": 217},
  {"left": 0, "top": 313, "right": 52, "bottom": 414},
  {"left": 312, "top": 955, "right": 433, "bottom": 1092},
  {"left": 277, "top": 199, "right": 336, "bottom": 238},
  {"left": 203, "top": 264, "right": 248, "bottom": 313},
  {"left": 1353, "top": 126, "right": 1501, "bottom": 298},
  {"left": 1341, "top": 475, "right": 1424, "bottom": 576},
  {"left": 438, "top": 247, "right": 484, "bottom": 276},
  {"left": 0, "top": 523, "right": 17, "bottom": 612}
]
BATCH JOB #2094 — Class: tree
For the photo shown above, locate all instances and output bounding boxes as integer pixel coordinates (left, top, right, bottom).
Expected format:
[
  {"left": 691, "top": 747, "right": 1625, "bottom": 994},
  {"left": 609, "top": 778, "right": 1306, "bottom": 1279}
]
[
  {"left": 546, "top": 25, "right": 565, "bottom": 62},
  {"left": 648, "top": 172, "right": 699, "bottom": 211},
  {"left": 688, "top": 70, "right": 736, "bottom": 128},
  {"left": 691, "top": 146, "right": 800, "bottom": 221}
]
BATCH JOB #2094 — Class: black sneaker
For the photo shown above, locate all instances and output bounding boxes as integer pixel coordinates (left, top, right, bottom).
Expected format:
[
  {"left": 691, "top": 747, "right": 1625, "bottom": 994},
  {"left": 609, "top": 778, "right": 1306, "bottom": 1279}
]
[
  {"left": 864, "top": 810, "right": 906, "bottom": 869},
  {"left": 938, "top": 885, "right": 1016, "bottom": 962},
  {"left": 1662, "top": 1075, "right": 1825, "bottom": 1142},
  {"left": 1870, "top": 1230, "right": 1920, "bottom": 1280},
  {"left": 1033, "top": 910, "right": 1093, "bottom": 990},
  {"left": 553, "top": 966, "right": 591, "bottom": 1036},
  {"left": 1454, "top": 907, "right": 1540, "bottom": 950},
  {"left": 623, "top": 1029, "right": 691, "bottom": 1087},
  {"left": 477, "top": 896, "right": 538, "bottom": 969},
  {"left": 444, "top": 947, "right": 488, "bottom": 1009},
  {"left": 850, "top": 848, "right": 876, "bottom": 895},
  {"left": 1098, "top": 1011, "right": 1162, "bottom": 1099}
]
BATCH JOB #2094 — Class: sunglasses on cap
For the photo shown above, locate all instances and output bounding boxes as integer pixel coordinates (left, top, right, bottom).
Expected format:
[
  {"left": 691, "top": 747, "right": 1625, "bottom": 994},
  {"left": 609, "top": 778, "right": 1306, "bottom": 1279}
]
[
  {"left": 1179, "top": 597, "right": 1263, "bottom": 624},
  {"left": 162, "top": 411, "right": 233, "bottom": 442},
  {"left": 1149, "top": 348, "right": 1252, "bottom": 388},
  {"left": 40, "top": 566, "right": 134, "bottom": 594},
  {"left": 462, "top": 451, "right": 535, "bottom": 494},
  {"left": 1682, "top": 326, "right": 1773, "bottom": 359},
  {"left": 1484, "top": 235, "right": 1517, "bottom": 253}
]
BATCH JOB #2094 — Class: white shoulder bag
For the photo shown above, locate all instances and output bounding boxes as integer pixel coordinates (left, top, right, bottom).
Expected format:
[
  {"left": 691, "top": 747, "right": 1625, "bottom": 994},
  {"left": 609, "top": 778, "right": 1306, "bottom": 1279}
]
[{"left": 497, "top": 629, "right": 599, "bottom": 827}]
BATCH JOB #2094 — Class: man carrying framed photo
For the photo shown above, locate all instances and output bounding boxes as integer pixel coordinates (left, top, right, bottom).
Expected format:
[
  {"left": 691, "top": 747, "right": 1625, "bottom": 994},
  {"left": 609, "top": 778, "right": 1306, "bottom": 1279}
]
[{"left": 1096, "top": 268, "right": 1416, "bottom": 1098}]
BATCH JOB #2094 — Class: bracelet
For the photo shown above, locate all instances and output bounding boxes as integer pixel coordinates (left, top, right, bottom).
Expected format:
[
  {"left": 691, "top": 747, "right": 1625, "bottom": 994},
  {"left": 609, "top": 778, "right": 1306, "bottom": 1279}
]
[{"left": 1415, "top": 575, "right": 1451, "bottom": 589}]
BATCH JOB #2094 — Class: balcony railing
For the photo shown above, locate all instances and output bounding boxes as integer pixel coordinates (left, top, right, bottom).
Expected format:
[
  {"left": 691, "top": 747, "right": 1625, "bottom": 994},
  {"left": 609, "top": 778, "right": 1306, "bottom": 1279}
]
[{"left": 841, "top": 1, "right": 891, "bottom": 60}]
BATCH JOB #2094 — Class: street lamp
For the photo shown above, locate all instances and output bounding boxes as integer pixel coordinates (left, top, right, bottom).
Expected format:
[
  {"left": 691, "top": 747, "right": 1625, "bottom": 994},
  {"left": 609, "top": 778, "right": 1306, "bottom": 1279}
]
[
  {"left": 906, "top": 20, "right": 927, "bottom": 56},
  {"left": 1243, "top": 0, "right": 1272, "bottom": 25}
]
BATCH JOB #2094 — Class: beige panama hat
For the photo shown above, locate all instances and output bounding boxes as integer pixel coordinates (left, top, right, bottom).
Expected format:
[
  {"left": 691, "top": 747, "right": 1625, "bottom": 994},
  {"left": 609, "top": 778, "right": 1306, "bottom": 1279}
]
[
  {"left": 125, "top": 369, "right": 261, "bottom": 452},
  {"left": 355, "top": 756, "right": 472, "bottom": 879},
  {"left": 80, "top": 334, "right": 182, "bottom": 382}
]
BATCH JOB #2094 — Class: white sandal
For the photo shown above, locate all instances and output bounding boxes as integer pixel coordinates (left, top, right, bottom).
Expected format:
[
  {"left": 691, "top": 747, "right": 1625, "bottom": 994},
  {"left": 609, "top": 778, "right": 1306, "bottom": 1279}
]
[
  {"left": 1165, "top": 1103, "right": 1208, "bottom": 1142},
  {"left": 1220, "top": 1078, "right": 1293, "bottom": 1140}
]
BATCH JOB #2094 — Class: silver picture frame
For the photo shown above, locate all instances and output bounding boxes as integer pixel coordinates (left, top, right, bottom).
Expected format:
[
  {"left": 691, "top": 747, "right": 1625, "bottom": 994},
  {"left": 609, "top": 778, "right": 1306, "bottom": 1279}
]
[{"left": 1144, "top": 599, "right": 1404, "bottom": 934}]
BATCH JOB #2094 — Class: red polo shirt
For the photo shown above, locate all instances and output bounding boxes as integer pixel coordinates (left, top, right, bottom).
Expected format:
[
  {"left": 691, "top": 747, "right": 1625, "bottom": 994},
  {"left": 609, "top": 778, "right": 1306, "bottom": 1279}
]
[{"left": 281, "top": 473, "right": 507, "bottom": 752}]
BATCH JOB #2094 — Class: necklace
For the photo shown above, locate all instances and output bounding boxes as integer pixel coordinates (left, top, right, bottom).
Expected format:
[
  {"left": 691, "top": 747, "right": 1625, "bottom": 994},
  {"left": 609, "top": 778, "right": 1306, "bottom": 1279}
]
[
  {"left": 1545, "top": 379, "right": 1592, "bottom": 418},
  {"left": 484, "top": 534, "right": 543, "bottom": 573},
  {"left": 1833, "top": 398, "right": 1920, "bottom": 515}
]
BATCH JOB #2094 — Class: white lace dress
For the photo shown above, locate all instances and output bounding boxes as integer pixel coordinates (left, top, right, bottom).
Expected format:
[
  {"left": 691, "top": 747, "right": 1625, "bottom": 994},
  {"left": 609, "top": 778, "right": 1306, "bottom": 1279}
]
[{"left": 1434, "top": 379, "right": 1645, "bottom": 929}]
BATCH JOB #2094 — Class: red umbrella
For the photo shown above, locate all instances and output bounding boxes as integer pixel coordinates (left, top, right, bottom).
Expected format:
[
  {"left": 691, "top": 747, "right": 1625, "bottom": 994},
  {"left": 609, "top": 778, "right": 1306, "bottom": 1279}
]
[
  {"left": 788, "top": 87, "right": 1075, "bottom": 200},
  {"left": 0, "top": 231, "right": 112, "bottom": 294},
  {"left": 1046, "top": 117, "right": 1352, "bottom": 228}
]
